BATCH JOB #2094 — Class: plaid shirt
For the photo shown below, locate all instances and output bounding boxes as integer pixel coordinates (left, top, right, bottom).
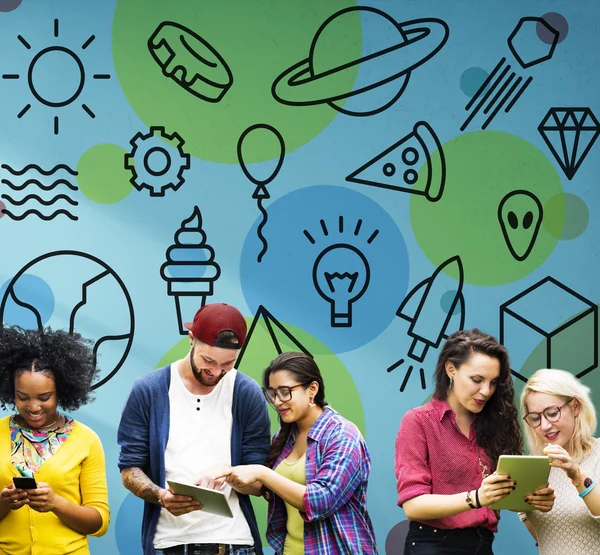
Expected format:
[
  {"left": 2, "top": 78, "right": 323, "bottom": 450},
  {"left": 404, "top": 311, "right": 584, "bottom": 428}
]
[{"left": 266, "top": 407, "right": 378, "bottom": 554}]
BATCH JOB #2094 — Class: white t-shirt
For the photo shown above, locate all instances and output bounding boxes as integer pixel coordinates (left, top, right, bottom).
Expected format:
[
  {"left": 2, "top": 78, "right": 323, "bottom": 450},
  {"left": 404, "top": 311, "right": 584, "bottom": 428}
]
[{"left": 153, "top": 367, "right": 254, "bottom": 549}]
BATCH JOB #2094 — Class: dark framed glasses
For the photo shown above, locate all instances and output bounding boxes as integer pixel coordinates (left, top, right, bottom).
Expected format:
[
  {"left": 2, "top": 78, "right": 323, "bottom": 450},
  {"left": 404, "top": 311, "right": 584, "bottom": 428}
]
[
  {"left": 523, "top": 398, "right": 573, "bottom": 428},
  {"left": 262, "top": 383, "right": 309, "bottom": 404}
]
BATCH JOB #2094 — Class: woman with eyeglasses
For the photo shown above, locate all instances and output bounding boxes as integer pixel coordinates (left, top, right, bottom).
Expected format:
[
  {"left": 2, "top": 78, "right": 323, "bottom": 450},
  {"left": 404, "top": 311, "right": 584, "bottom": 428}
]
[
  {"left": 395, "top": 329, "right": 555, "bottom": 555},
  {"left": 217, "top": 352, "right": 378, "bottom": 554},
  {"left": 519, "top": 369, "right": 600, "bottom": 554}
]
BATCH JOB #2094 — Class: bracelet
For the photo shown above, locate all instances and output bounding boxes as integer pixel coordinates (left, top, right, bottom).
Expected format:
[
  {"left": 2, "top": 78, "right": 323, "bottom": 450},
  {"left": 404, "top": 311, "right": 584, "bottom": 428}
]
[
  {"left": 475, "top": 488, "right": 482, "bottom": 508},
  {"left": 466, "top": 490, "right": 477, "bottom": 509},
  {"left": 579, "top": 481, "right": 597, "bottom": 499}
]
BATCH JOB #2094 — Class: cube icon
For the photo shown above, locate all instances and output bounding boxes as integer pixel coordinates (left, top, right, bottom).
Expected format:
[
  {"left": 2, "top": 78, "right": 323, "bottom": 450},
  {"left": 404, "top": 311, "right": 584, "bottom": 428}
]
[{"left": 500, "top": 276, "right": 598, "bottom": 382}]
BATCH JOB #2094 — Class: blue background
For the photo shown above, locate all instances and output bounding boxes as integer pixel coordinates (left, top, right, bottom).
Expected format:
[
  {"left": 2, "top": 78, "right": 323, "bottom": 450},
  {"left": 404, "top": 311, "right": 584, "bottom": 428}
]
[{"left": 1, "top": 1, "right": 599, "bottom": 554}]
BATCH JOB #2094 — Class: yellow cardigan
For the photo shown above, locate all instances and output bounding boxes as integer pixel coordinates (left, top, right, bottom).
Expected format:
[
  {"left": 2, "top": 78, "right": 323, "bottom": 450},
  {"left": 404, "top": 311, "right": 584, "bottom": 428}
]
[{"left": 0, "top": 416, "right": 110, "bottom": 555}]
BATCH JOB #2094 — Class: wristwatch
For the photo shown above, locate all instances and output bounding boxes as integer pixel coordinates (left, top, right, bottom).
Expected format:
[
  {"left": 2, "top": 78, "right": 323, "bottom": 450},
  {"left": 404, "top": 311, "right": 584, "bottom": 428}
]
[
  {"left": 157, "top": 491, "right": 164, "bottom": 507},
  {"left": 466, "top": 490, "right": 477, "bottom": 509}
]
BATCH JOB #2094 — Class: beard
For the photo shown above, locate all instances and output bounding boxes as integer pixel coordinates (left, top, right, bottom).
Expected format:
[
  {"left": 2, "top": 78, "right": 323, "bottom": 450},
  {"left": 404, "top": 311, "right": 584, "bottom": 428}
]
[{"left": 190, "top": 344, "right": 226, "bottom": 387}]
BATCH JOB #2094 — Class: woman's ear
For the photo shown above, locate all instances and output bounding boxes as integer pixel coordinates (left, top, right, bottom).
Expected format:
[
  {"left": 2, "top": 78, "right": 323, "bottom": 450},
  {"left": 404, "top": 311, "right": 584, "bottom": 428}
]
[
  {"left": 572, "top": 398, "right": 580, "bottom": 417},
  {"left": 308, "top": 381, "right": 319, "bottom": 398},
  {"left": 445, "top": 361, "right": 455, "bottom": 379}
]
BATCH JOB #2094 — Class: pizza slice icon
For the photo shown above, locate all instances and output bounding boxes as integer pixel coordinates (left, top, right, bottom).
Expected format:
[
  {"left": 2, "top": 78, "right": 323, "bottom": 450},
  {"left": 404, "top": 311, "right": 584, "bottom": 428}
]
[{"left": 346, "top": 121, "right": 446, "bottom": 202}]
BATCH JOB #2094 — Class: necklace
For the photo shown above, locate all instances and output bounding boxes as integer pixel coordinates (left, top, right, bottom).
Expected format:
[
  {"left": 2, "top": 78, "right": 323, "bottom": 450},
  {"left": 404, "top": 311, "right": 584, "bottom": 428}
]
[
  {"left": 17, "top": 412, "right": 61, "bottom": 430},
  {"left": 478, "top": 450, "right": 490, "bottom": 479}
]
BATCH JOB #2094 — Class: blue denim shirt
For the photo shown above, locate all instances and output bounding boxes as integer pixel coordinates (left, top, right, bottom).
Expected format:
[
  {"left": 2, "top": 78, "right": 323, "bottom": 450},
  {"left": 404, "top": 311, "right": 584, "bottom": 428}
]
[{"left": 117, "top": 365, "right": 271, "bottom": 555}]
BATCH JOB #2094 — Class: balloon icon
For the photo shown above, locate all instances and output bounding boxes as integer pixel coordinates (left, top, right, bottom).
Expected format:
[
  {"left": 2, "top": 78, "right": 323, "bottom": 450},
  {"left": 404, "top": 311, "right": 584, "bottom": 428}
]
[{"left": 237, "top": 124, "right": 285, "bottom": 263}]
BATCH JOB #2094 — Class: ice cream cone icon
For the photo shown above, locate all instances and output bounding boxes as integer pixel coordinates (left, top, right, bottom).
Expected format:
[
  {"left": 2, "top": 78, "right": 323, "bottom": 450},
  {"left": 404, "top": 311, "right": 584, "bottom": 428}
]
[{"left": 160, "top": 206, "right": 221, "bottom": 334}]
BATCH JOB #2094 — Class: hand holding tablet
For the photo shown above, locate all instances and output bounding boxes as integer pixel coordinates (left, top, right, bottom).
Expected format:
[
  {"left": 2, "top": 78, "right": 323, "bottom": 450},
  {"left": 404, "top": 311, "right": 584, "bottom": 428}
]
[
  {"left": 167, "top": 480, "right": 234, "bottom": 518},
  {"left": 489, "top": 455, "right": 552, "bottom": 511}
]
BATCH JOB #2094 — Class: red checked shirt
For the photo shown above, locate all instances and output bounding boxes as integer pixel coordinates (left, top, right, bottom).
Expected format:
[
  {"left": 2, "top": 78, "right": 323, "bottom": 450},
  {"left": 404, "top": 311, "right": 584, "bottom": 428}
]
[
  {"left": 395, "top": 397, "right": 499, "bottom": 531},
  {"left": 267, "top": 407, "right": 378, "bottom": 554}
]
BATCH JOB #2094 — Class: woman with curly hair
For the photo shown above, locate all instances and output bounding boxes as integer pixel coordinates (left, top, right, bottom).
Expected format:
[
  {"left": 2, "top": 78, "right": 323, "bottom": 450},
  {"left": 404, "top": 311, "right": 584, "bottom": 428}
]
[
  {"left": 394, "top": 328, "right": 554, "bottom": 554},
  {"left": 0, "top": 326, "right": 110, "bottom": 555}
]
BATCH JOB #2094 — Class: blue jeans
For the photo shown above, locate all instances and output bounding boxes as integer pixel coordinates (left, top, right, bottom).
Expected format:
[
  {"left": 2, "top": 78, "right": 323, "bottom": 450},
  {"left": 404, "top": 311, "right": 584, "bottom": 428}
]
[
  {"left": 156, "top": 546, "right": 256, "bottom": 555},
  {"left": 405, "top": 522, "right": 495, "bottom": 555}
]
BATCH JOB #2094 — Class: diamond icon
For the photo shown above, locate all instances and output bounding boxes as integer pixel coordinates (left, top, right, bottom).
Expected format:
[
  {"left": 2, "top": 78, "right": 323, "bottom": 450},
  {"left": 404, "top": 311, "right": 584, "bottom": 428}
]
[{"left": 538, "top": 107, "right": 600, "bottom": 180}]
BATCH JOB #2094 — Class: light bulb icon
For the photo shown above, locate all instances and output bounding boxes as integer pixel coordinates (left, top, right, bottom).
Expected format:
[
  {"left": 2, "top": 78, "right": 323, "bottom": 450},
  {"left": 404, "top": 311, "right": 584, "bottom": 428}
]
[
  {"left": 313, "top": 244, "right": 370, "bottom": 327},
  {"left": 304, "top": 216, "right": 378, "bottom": 328}
]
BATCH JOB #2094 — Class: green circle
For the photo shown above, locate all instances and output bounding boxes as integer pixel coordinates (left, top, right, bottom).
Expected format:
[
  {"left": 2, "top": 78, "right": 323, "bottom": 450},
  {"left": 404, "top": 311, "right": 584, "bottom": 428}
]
[
  {"left": 76, "top": 144, "right": 133, "bottom": 204},
  {"left": 155, "top": 317, "right": 365, "bottom": 545},
  {"left": 112, "top": 1, "right": 360, "bottom": 164},
  {"left": 543, "top": 193, "right": 589, "bottom": 240},
  {"left": 410, "top": 131, "right": 564, "bottom": 285}
]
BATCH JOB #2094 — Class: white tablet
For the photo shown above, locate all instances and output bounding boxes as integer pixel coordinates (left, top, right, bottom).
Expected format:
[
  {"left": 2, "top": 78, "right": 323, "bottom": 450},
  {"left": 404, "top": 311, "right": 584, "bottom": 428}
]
[
  {"left": 167, "top": 480, "right": 234, "bottom": 518},
  {"left": 489, "top": 455, "right": 551, "bottom": 511}
]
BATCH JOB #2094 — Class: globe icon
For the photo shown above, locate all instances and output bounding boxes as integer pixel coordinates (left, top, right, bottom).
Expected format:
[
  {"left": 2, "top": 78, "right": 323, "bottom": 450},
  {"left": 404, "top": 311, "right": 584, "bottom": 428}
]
[{"left": 0, "top": 250, "right": 134, "bottom": 389}]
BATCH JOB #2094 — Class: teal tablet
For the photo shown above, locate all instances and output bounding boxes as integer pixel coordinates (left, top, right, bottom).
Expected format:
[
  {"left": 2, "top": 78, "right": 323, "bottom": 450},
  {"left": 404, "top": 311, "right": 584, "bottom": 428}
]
[
  {"left": 489, "top": 455, "right": 551, "bottom": 511},
  {"left": 167, "top": 480, "right": 234, "bottom": 518}
]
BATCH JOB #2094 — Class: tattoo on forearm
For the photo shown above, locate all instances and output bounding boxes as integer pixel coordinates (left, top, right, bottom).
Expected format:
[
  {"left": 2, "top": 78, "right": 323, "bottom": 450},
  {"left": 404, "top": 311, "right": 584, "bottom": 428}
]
[{"left": 122, "top": 468, "right": 161, "bottom": 504}]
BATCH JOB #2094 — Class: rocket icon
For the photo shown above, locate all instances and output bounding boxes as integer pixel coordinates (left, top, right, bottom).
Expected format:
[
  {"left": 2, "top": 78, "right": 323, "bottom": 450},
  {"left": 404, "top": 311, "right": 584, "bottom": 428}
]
[
  {"left": 397, "top": 256, "right": 465, "bottom": 363},
  {"left": 388, "top": 256, "right": 466, "bottom": 392}
]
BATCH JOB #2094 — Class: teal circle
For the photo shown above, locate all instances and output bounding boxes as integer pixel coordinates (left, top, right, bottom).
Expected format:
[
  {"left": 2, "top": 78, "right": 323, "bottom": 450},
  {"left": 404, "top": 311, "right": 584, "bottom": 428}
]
[
  {"left": 543, "top": 193, "right": 589, "bottom": 240},
  {"left": 441, "top": 290, "right": 461, "bottom": 314},
  {"left": 460, "top": 67, "right": 488, "bottom": 97}
]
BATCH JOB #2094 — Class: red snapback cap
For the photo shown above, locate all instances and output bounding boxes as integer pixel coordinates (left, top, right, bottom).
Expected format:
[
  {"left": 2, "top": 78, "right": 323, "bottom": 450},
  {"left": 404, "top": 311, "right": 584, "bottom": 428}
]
[{"left": 184, "top": 303, "right": 247, "bottom": 349}]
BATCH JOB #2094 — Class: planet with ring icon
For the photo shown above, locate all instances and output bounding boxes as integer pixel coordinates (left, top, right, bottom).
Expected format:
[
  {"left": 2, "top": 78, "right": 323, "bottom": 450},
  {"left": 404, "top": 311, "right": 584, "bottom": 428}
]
[{"left": 272, "top": 6, "right": 450, "bottom": 116}]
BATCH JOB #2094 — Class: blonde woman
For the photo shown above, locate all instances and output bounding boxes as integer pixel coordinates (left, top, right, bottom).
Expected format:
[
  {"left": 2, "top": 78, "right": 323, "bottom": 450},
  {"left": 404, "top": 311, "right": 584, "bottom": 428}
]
[{"left": 520, "top": 369, "right": 600, "bottom": 554}]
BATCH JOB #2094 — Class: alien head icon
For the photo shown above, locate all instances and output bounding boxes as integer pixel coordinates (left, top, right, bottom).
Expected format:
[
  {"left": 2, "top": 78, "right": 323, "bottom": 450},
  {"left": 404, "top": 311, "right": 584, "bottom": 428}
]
[{"left": 498, "top": 190, "right": 543, "bottom": 261}]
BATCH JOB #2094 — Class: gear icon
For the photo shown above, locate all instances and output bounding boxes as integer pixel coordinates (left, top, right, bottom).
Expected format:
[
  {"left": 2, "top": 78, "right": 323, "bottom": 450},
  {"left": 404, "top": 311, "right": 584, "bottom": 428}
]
[{"left": 124, "top": 126, "right": 191, "bottom": 197}]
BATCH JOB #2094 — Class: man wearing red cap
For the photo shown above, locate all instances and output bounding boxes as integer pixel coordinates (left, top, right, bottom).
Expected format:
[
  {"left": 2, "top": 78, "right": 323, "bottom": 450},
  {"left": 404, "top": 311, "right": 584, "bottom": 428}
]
[{"left": 117, "top": 303, "right": 271, "bottom": 555}]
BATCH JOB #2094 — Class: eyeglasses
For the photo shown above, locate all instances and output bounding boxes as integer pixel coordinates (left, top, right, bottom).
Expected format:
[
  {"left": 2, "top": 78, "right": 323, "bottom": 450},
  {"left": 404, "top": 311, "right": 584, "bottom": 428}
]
[
  {"left": 523, "top": 399, "right": 573, "bottom": 428},
  {"left": 262, "top": 383, "right": 308, "bottom": 404}
]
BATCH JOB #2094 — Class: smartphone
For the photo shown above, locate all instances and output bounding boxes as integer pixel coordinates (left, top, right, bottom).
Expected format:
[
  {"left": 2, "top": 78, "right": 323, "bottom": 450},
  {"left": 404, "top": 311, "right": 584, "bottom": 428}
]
[{"left": 13, "top": 476, "right": 37, "bottom": 489}]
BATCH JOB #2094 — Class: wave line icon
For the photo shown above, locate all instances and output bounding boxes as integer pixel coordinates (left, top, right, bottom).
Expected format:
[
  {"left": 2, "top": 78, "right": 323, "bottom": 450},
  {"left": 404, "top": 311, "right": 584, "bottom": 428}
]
[
  {"left": 2, "top": 179, "right": 79, "bottom": 191},
  {"left": 1, "top": 194, "right": 78, "bottom": 206},
  {"left": 1, "top": 209, "right": 78, "bottom": 221},
  {"left": 1, "top": 163, "right": 79, "bottom": 221},
  {"left": 2, "top": 164, "right": 78, "bottom": 176}
]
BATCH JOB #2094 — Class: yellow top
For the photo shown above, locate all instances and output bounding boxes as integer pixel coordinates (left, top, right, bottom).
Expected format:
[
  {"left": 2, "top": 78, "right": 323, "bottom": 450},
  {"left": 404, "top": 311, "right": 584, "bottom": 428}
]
[
  {"left": 274, "top": 453, "right": 306, "bottom": 555},
  {"left": 0, "top": 415, "right": 110, "bottom": 555}
]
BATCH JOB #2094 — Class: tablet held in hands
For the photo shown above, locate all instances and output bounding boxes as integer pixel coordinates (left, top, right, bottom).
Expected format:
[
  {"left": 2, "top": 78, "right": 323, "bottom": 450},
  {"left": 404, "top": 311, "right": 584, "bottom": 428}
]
[{"left": 167, "top": 480, "right": 234, "bottom": 518}]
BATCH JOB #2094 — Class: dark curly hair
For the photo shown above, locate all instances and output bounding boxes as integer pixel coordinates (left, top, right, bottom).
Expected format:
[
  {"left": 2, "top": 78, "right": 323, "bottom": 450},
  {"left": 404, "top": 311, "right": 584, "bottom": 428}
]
[
  {"left": 262, "top": 352, "right": 326, "bottom": 469},
  {"left": 433, "top": 328, "right": 523, "bottom": 464},
  {"left": 0, "top": 326, "right": 99, "bottom": 411}
]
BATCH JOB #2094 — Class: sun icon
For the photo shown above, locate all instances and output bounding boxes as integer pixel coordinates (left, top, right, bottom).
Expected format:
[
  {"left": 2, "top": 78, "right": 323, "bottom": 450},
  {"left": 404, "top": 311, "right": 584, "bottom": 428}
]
[{"left": 2, "top": 18, "right": 111, "bottom": 135}]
